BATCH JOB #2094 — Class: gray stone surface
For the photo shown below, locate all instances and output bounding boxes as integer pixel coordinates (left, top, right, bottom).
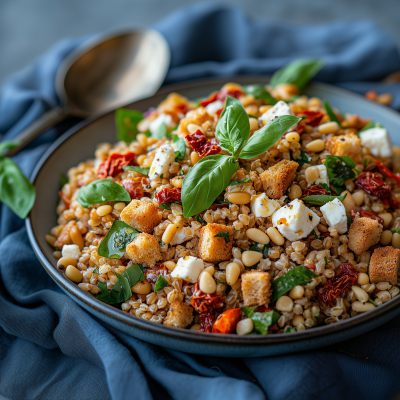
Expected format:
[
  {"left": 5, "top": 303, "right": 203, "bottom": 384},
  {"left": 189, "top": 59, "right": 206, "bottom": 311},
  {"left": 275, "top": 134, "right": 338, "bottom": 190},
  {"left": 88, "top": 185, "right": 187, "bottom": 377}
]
[{"left": 1, "top": 0, "right": 400, "bottom": 87}]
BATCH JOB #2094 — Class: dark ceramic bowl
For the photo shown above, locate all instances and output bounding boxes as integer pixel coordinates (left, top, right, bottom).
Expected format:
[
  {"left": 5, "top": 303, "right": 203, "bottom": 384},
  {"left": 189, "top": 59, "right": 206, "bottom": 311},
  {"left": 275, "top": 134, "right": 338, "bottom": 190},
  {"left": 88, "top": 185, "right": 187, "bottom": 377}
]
[{"left": 26, "top": 77, "right": 400, "bottom": 357}]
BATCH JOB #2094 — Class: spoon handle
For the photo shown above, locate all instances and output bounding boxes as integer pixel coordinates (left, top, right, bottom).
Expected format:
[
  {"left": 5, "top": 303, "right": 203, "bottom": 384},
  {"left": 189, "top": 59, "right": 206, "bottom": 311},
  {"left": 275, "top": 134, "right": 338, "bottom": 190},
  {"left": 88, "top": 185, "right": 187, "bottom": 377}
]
[{"left": 4, "top": 107, "right": 69, "bottom": 157}]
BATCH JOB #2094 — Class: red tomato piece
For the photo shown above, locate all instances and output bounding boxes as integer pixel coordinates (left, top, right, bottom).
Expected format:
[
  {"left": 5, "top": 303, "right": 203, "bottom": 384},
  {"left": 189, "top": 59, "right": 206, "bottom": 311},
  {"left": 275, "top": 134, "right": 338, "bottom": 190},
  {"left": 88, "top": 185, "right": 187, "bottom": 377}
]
[
  {"left": 58, "top": 191, "right": 71, "bottom": 209},
  {"left": 301, "top": 185, "right": 328, "bottom": 197},
  {"left": 212, "top": 308, "right": 242, "bottom": 334},
  {"left": 155, "top": 188, "right": 182, "bottom": 205},
  {"left": 359, "top": 210, "right": 384, "bottom": 225},
  {"left": 120, "top": 178, "right": 145, "bottom": 200},
  {"left": 186, "top": 130, "right": 221, "bottom": 158},
  {"left": 97, "top": 152, "right": 136, "bottom": 179}
]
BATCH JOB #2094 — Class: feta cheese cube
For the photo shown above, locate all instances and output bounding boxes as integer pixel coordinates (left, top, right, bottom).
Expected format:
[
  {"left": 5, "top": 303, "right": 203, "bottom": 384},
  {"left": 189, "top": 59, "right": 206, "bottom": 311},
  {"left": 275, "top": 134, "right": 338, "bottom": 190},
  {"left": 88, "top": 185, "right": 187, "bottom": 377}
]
[
  {"left": 149, "top": 144, "right": 175, "bottom": 180},
  {"left": 360, "top": 127, "right": 392, "bottom": 158},
  {"left": 320, "top": 198, "right": 347, "bottom": 234},
  {"left": 149, "top": 113, "right": 175, "bottom": 134},
  {"left": 250, "top": 193, "right": 281, "bottom": 218},
  {"left": 272, "top": 199, "right": 320, "bottom": 241},
  {"left": 170, "top": 227, "right": 196, "bottom": 246},
  {"left": 205, "top": 100, "right": 224, "bottom": 117},
  {"left": 62, "top": 244, "right": 81, "bottom": 260},
  {"left": 171, "top": 256, "right": 204, "bottom": 283},
  {"left": 259, "top": 100, "right": 297, "bottom": 131},
  {"left": 307, "top": 164, "right": 330, "bottom": 187}
]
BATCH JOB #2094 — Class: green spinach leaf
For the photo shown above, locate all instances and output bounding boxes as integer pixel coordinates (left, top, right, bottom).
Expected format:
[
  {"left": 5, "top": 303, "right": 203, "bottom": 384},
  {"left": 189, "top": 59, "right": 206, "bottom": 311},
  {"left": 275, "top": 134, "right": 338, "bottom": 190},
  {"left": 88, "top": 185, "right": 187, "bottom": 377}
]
[
  {"left": 77, "top": 179, "right": 131, "bottom": 208},
  {"left": 97, "top": 220, "right": 139, "bottom": 259},
  {"left": 295, "top": 150, "right": 312, "bottom": 165},
  {"left": 324, "top": 100, "right": 341, "bottom": 125},
  {"left": 123, "top": 166, "right": 150, "bottom": 175},
  {"left": 115, "top": 108, "right": 144, "bottom": 143},
  {"left": 243, "top": 84, "right": 277, "bottom": 105},
  {"left": 241, "top": 307, "right": 281, "bottom": 335},
  {"left": 214, "top": 231, "right": 230, "bottom": 243},
  {"left": 301, "top": 192, "right": 346, "bottom": 206},
  {"left": 173, "top": 135, "right": 187, "bottom": 161},
  {"left": 271, "top": 265, "right": 318, "bottom": 302},
  {"left": 154, "top": 275, "right": 168, "bottom": 292}
]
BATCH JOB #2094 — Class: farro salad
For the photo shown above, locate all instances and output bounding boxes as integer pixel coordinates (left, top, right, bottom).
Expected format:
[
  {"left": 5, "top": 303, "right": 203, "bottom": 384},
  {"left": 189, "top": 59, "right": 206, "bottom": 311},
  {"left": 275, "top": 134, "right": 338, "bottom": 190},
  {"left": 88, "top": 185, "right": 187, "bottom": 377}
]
[{"left": 47, "top": 59, "right": 400, "bottom": 335}]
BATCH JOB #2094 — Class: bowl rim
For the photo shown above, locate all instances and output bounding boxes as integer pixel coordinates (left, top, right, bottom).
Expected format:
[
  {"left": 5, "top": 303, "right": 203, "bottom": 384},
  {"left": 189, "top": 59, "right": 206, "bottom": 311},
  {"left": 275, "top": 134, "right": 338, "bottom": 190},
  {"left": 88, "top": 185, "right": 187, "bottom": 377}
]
[{"left": 26, "top": 76, "right": 400, "bottom": 347}]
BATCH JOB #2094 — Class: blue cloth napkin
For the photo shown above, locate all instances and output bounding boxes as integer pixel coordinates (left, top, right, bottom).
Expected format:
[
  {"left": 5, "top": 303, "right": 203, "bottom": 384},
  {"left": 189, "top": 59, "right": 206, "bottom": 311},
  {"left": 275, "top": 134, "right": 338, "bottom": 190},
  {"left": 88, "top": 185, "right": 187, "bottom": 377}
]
[{"left": 1, "top": 4, "right": 400, "bottom": 400}]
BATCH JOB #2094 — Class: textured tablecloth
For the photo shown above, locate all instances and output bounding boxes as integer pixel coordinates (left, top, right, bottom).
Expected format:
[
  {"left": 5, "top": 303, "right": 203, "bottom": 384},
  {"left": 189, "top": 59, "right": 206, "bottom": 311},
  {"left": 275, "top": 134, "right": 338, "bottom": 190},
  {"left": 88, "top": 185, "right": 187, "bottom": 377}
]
[{"left": 1, "top": 4, "right": 400, "bottom": 400}]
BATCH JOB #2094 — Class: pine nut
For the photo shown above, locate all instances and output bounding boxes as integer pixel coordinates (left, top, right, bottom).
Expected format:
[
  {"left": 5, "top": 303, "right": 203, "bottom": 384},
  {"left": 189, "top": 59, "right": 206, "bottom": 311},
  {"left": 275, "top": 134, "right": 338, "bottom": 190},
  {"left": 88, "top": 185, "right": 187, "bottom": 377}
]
[
  {"left": 249, "top": 118, "right": 259, "bottom": 131},
  {"left": 190, "top": 324, "right": 201, "bottom": 331},
  {"left": 242, "top": 251, "right": 263, "bottom": 267},
  {"left": 352, "top": 301, "right": 375, "bottom": 312},
  {"left": 305, "top": 166, "right": 320, "bottom": 183},
  {"left": 171, "top": 176, "right": 184, "bottom": 188},
  {"left": 162, "top": 224, "right": 178, "bottom": 244},
  {"left": 340, "top": 190, "right": 356, "bottom": 212},
  {"left": 276, "top": 295, "right": 294, "bottom": 312},
  {"left": 357, "top": 272, "right": 369, "bottom": 286},
  {"left": 164, "top": 261, "right": 176, "bottom": 271},
  {"left": 352, "top": 190, "right": 365, "bottom": 206},
  {"left": 45, "top": 235, "right": 57, "bottom": 247},
  {"left": 114, "top": 202, "right": 126, "bottom": 211},
  {"left": 132, "top": 280, "right": 151, "bottom": 294},
  {"left": 199, "top": 271, "right": 216, "bottom": 294},
  {"left": 266, "top": 227, "right": 285, "bottom": 245},
  {"left": 69, "top": 225, "right": 84, "bottom": 250},
  {"left": 392, "top": 233, "right": 400, "bottom": 249},
  {"left": 378, "top": 213, "right": 393, "bottom": 228},
  {"left": 227, "top": 192, "right": 251, "bottom": 204},
  {"left": 97, "top": 205, "right": 112, "bottom": 217},
  {"left": 65, "top": 265, "right": 83, "bottom": 282},
  {"left": 246, "top": 228, "right": 270, "bottom": 244},
  {"left": 187, "top": 123, "right": 205, "bottom": 135},
  {"left": 286, "top": 132, "right": 300, "bottom": 143},
  {"left": 289, "top": 285, "right": 304, "bottom": 299},
  {"left": 236, "top": 318, "right": 254, "bottom": 336},
  {"left": 53, "top": 251, "right": 62, "bottom": 259},
  {"left": 191, "top": 151, "right": 201, "bottom": 165},
  {"left": 288, "top": 184, "right": 302, "bottom": 200},
  {"left": 306, "top": 139, "right": 325, "bottom": 152},
  {"left": 376, "top": 282, "right": 391, "bottom": 290},
  {"left": 292, "top": 315, "right": 305, "bottom": 326},
  {"left": 226, "top": 262, "right": 241, "bottom": 286},
  {"left": 57, "top": 257, "right": 78, "bottom": 268},
  {"left": 380, "top": 230, "right": 393, "bottom": 246},
  {"left": 203, "top": 266, "right": 215, "bottom": 276},
  {"left": 136, "top": 133, "right": 148, "bottom": 147},
  {"left": 352, "top": 286, "right": 369, "bottom": 303},
  {"left": 318, "top": 121, "right": 340, "bottom": 134}
]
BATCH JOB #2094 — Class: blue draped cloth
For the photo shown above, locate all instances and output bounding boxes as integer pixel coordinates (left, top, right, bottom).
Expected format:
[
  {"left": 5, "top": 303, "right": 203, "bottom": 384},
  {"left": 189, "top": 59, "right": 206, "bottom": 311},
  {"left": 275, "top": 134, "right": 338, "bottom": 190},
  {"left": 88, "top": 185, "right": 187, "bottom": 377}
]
[{"left": 1, "top": 4, "right": 400, "bottom": 400}]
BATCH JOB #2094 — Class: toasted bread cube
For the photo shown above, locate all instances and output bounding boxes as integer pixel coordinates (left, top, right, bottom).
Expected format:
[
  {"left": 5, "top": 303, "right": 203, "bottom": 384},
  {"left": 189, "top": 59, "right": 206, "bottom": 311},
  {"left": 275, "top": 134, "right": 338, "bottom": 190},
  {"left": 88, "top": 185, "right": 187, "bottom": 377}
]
[
  {"left": 54, "top": 220, "right": 75, "bottom": 249},
  {"left": 348, "top": 217, "right": 382, "bottom": 255},
  {"left": 327, "top": 133, "right": 361, "bottom": 162},
  {"left": 197, "top": 224, "right": 234, "bottom": 263},
  {"left": 369, "top": 246, "right": 400, "bottom": 285},
  {"left": 125, "top": 233, "right": 161, "bottom": 267},
  {"left": 241, "top": 270, "right": 272, "bottom": 307},
  {"left": 120, "top": 200, "right": 161, "bottom": 233},
  {"left": 163, "top": 301, "right": 194, "bottom": 329},
  {"left": 260, "top": 160, "right": 299, "bottom": 199}
]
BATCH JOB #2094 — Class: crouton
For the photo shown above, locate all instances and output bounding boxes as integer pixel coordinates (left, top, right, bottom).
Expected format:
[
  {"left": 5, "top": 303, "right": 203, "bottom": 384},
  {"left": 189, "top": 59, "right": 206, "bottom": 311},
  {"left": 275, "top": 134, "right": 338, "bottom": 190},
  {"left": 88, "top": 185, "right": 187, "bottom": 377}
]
[
  {"left": 125, "top": 233, "right": 161, "bottom": 267},
  {"left": 369, "top": 246, "right": 400, "bottom": 285},
  {"left": 241, "top": 270, "right": 272, "bottom": 307},
  {"left": 120, "top": 200, "right": 161, "bottom": 233},
  {"left": 54, "top": 220, "right": 76, "bottom": 249},
  {"left": 179, "top": 107, "right": 213, "bottom": 135},
  {"left": 348, "top": 217, "right": 382, "bottom": 255},
  {"left": 260, "top": 160, "right": 298, "bottom": 199},
  {"left": 326, "top": 133, "right": 361, "bottom": 163},
  {"left": 163, "top": 301, "right": 194, "bottom": 329},
  {"left": 197, "top": 224, "right": 234, "bottom": 263}
]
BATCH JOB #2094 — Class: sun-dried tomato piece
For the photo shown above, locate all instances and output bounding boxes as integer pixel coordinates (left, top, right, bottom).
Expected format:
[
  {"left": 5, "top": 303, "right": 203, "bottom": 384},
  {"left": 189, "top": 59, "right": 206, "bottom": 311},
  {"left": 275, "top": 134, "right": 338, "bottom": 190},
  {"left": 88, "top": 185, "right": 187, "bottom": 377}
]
[
  {"left": 191, "top": 283, "right": 224, "bottom": 332},
  {"left": 375, "top": 160, "right": 400, "bottom": 187},
  {"left": 97, "top": 152, "right": 136, "bottom": 179},
  {"left": 199, "top": 89, "right": 243, "bottom": 108},
  {"left": 200, "top": 92, "right": 219, "bottom": 107},
  {"left": 301, "top": 185, "right": 328, "bottom": 197},
  {"left": 186, "top": 130, "right": 221, "bottom": 158},
  {"left": 212, "top": 308, "right": 242, "bottom": 334},
  {"left": 359, "top": 210, "right": 384, "bottom": 225},
  {"left": 58, "top": 191, "right": 71, "bottom": 209},
  {"left": 304, "top": 263, "right": 316, "bottom": 271},
  {"left": 355, "top": 172, "right": 391, "bottom": 199},
  {"left": 318, "top": 263, "right": 358, "bottom": 304},
  {"left": 120, "top": 178, "right": 146, "bottom": 200},
  {"left": 207, "top": 203, "right": 229, "bottom": 211},
  {"left": 155, "top": 188, "right": 182, "bottom": 205},
  {"left": 145, "top": 265, "right": 168, "bottom": 289},
  {"left": 295, "top": 110, "right": 324, "bottom": 133}
]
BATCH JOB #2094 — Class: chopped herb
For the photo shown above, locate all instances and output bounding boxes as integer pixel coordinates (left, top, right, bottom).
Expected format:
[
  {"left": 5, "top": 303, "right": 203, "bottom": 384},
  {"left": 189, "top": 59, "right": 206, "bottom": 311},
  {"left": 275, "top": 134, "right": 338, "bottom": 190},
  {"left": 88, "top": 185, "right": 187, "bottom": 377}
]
[
  {"left": 160, "top": 174, "right": 163, "bottom": 179},
  {"left": 392, "top": 228, "right": 400, "bottom": 234},
  {"left": 152, "top": 122, "right": 168, "bottom": 139},
  {"left": 178, "top": 170, "right": 186, "bottom": 176},
  {"left": 314, "top": 313, "right": 320, "bottom": 318},
  {"left": 311, "top": 229, "right": 321, "bottom": 240},
  {"left": 93, "top": 268, "right": 99, "bottom": 274},
  {"left": 158, "top": 201, "right": 182, "bottom": 210},
  {"left": 363, "top": 158, "right": 369, "bottom": 168},
  {"left": 369, "top": 299, "right": 379, "bottom": 307},
  {"left": 54, "top": 247, "right": 61, "bottom": 251},
  {"left": 324, "top": 100, "right": 341, "bottom": 125},
  {"left": 229, "top": 178, "right": 251, "bottom": 186},
  {"left": 154, "top": 275, "right": 168, "bottom": 292},
  {"left": 301, "top": 192, "right": 347, "bottom": 206},
  {"left": 196, "top": 214, "right": 205, "bottom": 224},
  {"left": 241, "top": 307, "right": 281, "bottom": 335},
  {"left": 248, "top": 114, "right": 259, "bottom": 119},
  {"left": 295, "top": 150, "right": 312, "bottom": 165},
  {"left": 311, "top": 182, "right": 331, "bottom": 194},
  {"left": 215, "top": 279, "right": 227, "bottom": 284},
  {"left": 139, "top": 264, "right": 148, "bottom": 273},
  {"left": 324, "top": 155, "right": 357, "bottom": 193},
  {"left": 159, "top": 241, "right": 166, "bottom": 247},
  {"left": 284, "top": 326, "right": 296, "bottom": 333},
  {"left": 249, "top": 243, "right": 263, "bottom": 253},
  {"left": 283, "top": 197, "right": 290, "bottom": 204},
  {"left": 214, "top": 231, "right": 230, "bottom": 243},
  {"left": 263, "top": 245, "right": 269, "bottom": 258},
  {"left": 123, "top": 166, "right": 150, "bottom": 175},
  {"left": 346, "top": 212, "right": 352, "bottom": 229},
  {"left": 324, "top": 256, "right": 328, "bottom": 266},
  {"left": 60, "top": 173, "right": 68, "bottom": 188}
]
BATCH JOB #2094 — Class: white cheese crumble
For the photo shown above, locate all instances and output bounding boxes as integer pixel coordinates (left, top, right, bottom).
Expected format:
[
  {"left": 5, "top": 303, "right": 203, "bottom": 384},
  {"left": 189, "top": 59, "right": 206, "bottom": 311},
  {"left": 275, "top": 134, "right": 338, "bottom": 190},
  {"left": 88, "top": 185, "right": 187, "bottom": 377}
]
[
  {"left": 320, "top": 198, "right": 348, "bottom": 234},
  {"left": 149, "top": 144, "right": 175, "bottom": 181},
  {"left": 171, "top": 256, "right": 204, "bottom": 283},
  {"left": 259, "top": 100, "right": 297, "bottom": 131},
  {"left": 250, "top": 193, "right": 281, "bottom": 218},
  {"left": 360, "top": 127, "right": 393, "bottom": 158},
  {"left": 61, "top": 244, "right": 81, "bottom": 260}
]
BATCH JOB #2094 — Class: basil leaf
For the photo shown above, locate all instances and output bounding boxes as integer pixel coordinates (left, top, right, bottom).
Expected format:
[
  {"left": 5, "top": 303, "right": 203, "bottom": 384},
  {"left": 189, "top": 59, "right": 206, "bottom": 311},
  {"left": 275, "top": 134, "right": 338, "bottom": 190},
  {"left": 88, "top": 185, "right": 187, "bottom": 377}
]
[
  {"left": 301, "top": 193, "right": 346, "bottom": 206},
  {"left": 359, "top": 120, "right": 375, "bottom": 134},
  {"left": 173, "top": 135, "right": 186, "bottom": 161},
  {"left": 311, "top": 229, "right": 322, "bottom": 240},
  {"left": 123, "top": 166, "right": 150, "bottom": 175},
  {"left": 215, "top": 279, "right": 227, "bottom": 284},
  {"left": 154, "top": 275, "right": 168, "bottom": 292},
  {"left": 241, "top": 307, "right": 280, "bottom": 335},
  {"left": 214, "top": 231, "right": 230, "bottom": 243},
  {"left": 182, "top": 155, "right": 238, "bottom": 218},
  {"left": 196, "top": 214, "right": 205, "bottom": 224},
  {"left": 391, "top": 228, "right": 400, "bottom": 234},
  {"left": 243, "top": 84, "right": 277, "bottom": 105},
  {"left": 0, "top": 140, "right": 22, "bottom": 154},
  {"left": 311, "top": 182, "right": 331, "bottom": 194},
  {"left": 270, "top": 59, "right": 324, "bottom": 91},
  {"left": 239, "top": 115, "right": 301, "bottom": 160},
  {"left": 153, "top": 122, "right": 168, "bottom": 139},
  {"left": 285, "top": 326, "right": 296, "bottom": 333},
  {"left": 263, "top": 245, "right": 269, "bottom": 258},
  {"left": 0, "top": 157, "right": 36, "bottom": 219},
  {"left": 97, "top": 220, "right": 139, "bottom": 259},
  {"left": 115, "top": 108, "right": 144, "bottom": 143},
  {"left": 324, "top": 256, "right": 328, "bottom": 266},
  {"left": 77, "top": 179, "right": 131, "bottom": 208},
  {"left": 249, "top": 243, "right": 262, "bottom": 253},
  {"left": 229, "top": 178, "right": 251, "bottom": 186},
  {"left": 295, "top": 150, "right": 312, "bottom": 165},
  {"left": 96, "top": 282, "right": 111, "bottom": 303},
  {"left": 325, "top": 155, "right": 356, "bottom": 189},
  {"left": 158, "top": 201, "right": 182, "bottom": 210},
  {"left": 271, "top": 265, "right": 318, "bottom": 302},
  {"left": 215, "top": 96, "right": 250, "bottom": 157},
  {"left": 93, "top": 268, "right": 99, "bottom": 274},
  {"left": 60, "top": 173, "right": 68, "bottom": 188},
  {"left": 324, "top": 100, "right": 341, "bottom": 125},
  {"left": 346, "top": 212, "right": 352, "bottom": 229},
  {"left": 248, "top": 115, "right": 258, "bottom": 119}
]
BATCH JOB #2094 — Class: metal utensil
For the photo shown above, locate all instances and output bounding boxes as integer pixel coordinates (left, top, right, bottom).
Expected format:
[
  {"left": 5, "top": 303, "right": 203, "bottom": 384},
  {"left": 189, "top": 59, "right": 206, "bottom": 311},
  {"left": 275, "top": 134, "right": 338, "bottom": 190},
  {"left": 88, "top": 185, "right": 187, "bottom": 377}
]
[{"left": 6, "top": 29, "right": 170, "bottom": 156}]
